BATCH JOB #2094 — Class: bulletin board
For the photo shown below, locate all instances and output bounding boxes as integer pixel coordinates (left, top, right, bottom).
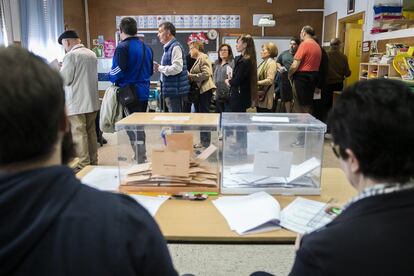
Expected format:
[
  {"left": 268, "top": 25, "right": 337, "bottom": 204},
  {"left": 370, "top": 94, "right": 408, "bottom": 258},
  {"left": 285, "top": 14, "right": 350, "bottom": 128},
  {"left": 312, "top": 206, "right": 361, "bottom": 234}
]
[
  {"left": 141, "top": 30, "right": 220, "bottom": 81},
  {"left": 222, "top": 36, "right": 291, "bottom": 64},
  {"left": 324, "top": 12, "right": 337, "bottom": 43}
]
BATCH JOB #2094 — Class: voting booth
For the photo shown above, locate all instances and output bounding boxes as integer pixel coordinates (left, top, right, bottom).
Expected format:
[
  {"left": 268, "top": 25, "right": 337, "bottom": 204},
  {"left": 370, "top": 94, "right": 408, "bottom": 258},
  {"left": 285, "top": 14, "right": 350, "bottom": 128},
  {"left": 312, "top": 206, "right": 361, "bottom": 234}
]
[
  {"left": 221, "top": 113, "right": 326, "bottom": 195},
  {"left": 115, "top": 113, "right": 220, "bottom": 193}
]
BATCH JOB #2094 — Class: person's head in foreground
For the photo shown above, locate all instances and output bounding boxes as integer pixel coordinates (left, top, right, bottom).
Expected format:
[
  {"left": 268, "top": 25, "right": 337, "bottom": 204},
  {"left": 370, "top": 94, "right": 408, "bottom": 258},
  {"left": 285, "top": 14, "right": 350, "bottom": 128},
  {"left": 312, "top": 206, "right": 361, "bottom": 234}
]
[
  {"left": 329, "top": 78, "right": 414, "bottom": 188},
  {"left": 0, "top": 46, "right": 177, "bottom": 275},
  {"left": 288, "top": 78, "right": 414, "bottom": 276}
]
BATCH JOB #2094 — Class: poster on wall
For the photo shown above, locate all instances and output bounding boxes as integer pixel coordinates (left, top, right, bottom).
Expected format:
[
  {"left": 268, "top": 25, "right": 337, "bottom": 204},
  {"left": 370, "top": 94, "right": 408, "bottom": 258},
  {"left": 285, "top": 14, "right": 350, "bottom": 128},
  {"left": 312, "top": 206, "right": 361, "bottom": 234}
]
[{"left": 116, "top": 15, "right": 240, "bottom": 29}]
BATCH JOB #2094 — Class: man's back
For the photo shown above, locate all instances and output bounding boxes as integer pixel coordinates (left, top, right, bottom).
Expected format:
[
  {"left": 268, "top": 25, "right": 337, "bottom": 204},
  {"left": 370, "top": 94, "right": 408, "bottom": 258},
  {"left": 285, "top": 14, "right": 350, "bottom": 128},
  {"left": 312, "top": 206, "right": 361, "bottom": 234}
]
[
  {"left": 327, "top": 49, "right": 351, "bottom": 84},
  {"left": 61, "top": 45, "right": 99, "bottom": 116},
  {"left": 109, "top": 37, "right": 153, "bottom": 101},
  {"left": 0, "top": 166, "right": 177, "bottom": 276}
]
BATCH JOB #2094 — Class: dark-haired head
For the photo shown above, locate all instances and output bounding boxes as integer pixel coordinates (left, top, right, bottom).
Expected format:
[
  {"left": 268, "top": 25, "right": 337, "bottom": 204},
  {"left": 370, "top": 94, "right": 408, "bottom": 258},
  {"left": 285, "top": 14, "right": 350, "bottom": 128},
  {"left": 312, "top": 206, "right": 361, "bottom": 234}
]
[
  {"left": 237, "top": 34, "right": 258, "bottom": 102},
  {"left": 0, "top": 46, "right": 73, "bottom": 168},
  {"left": 159, "top": 22, "right": 176, "bottom": 36},
  {"left": 329, "top": 79, "right": 414, "bottom": 184},
  {"left": 217, "top": 43, "right": 234, "bottom": 64},
  {"left": 119, "top": 17, "right": 138, "bottom": 36}
]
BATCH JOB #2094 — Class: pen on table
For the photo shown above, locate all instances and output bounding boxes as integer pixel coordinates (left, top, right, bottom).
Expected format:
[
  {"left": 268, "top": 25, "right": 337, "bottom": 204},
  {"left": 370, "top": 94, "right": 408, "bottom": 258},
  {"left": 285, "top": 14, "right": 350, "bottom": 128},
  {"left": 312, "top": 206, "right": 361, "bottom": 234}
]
[
  {"left": 186, "top": 192, "right": 218, "bottom": 196},
  {"left": 131, "top": 192, "right": 171, "bottom": 197}
]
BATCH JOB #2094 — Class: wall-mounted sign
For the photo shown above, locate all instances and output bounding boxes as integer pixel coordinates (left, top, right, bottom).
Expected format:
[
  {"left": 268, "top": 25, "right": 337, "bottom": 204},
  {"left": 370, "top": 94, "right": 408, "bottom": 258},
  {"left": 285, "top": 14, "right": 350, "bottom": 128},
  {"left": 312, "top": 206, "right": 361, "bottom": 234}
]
[{"left": 116, "top": 15, "right": 240, "bottom": 29}]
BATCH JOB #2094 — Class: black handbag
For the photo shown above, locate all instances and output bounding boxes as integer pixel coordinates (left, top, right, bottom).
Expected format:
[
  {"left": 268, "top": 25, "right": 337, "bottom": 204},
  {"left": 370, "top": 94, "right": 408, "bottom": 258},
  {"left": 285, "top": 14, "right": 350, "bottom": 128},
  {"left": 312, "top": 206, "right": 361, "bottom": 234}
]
[
  {"left": 188, "top": 82, "right": 200, "bottom": 104},
  {"left": 117, "top": 84, "right": 138, "bottom": 106},
  {"left": 116, "top": 41, "right": 147, "bottom": 107}
]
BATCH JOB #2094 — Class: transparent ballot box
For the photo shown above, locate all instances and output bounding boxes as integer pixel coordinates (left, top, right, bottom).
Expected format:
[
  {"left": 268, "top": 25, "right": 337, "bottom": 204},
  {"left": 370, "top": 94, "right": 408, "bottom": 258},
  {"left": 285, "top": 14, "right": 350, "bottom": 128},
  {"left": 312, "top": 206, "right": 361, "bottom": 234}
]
[
  {"left": 115, "top": 113, "right": 220, "bottom": 193},
  {"left": 221, "top": 113, "right": 326, "bottom": 195}
]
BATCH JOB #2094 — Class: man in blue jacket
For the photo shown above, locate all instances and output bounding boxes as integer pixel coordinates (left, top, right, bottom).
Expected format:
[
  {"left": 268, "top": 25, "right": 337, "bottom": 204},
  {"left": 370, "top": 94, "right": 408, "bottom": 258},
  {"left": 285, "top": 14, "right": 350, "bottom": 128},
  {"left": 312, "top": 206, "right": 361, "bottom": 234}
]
[
  {"left": 154, "top": 22, "right": 190, "bottom": 112},
  {"left": 110, "top": 17, "right": 153, "bottom": 163},
  {"left": 110, "top": 17, "right": 153, "bottom": 113},
  {"left": 0, "top": 46, "right": 177, "bottom": 276}
]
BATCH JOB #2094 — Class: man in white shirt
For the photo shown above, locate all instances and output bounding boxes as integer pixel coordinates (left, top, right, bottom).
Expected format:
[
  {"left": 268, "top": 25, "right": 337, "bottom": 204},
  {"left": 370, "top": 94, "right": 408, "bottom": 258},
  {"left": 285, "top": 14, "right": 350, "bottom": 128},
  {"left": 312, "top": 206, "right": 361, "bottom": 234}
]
[
  {"left": 154, "top": 22, "right": 190, "bottom": 112},
  {"left": 59, "top": 30, "right": 100, "bottom": 170}
]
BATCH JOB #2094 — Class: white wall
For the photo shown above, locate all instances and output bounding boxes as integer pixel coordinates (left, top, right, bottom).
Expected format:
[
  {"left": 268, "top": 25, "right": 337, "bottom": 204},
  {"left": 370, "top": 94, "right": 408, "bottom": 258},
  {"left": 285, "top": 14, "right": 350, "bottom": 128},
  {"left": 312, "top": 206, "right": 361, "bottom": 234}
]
[{"left": 324, "top": 0, "right": 413, "bottom": 41}]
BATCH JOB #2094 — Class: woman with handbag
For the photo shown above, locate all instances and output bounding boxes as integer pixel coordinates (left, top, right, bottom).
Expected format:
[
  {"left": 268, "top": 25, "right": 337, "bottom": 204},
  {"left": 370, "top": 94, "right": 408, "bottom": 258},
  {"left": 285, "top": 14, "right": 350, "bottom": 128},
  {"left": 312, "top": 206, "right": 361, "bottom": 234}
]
[
  {"left": 188, "top": 41, "right": 216, "bottom": 147},
  {"left": 256, "top": 42, "right": 278, "bottom": 113},
  {"left": 213, "top": 44, "right": 234, "bottom": 113}
]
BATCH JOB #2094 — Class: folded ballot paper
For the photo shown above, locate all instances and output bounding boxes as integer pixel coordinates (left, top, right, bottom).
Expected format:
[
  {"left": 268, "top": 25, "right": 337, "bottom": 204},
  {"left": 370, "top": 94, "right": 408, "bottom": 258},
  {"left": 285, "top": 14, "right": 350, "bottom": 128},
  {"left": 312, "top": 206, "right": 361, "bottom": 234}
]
[{"left": 213, "top": 192, "right": 334, "bottom": 235}]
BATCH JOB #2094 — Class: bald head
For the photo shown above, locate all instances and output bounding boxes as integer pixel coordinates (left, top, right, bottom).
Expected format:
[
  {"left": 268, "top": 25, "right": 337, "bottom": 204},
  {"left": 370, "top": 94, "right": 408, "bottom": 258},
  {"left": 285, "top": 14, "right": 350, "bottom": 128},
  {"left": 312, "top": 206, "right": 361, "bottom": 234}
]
[{"left": 330, "top": 38, "right": 341, "bottom": 50}]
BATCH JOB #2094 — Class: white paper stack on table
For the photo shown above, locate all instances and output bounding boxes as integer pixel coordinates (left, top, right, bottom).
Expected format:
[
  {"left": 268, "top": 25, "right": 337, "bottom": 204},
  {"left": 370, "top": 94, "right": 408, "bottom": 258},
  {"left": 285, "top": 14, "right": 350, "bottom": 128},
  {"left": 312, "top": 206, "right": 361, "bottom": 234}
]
[
  {"left": 213, "top": 192, "right": 336, "bottom": 235},
  {"left": 128, "top": 194, "right": 170, "bottom": 216},
  {"left": 212, "top": 192, "right": 281, "bottom": 235},
  {"left": 81, "top": 167, "right": 120, "bottom": 191},
  {"left": 81, "top": 167, "right": 169, "bottom": 216}
]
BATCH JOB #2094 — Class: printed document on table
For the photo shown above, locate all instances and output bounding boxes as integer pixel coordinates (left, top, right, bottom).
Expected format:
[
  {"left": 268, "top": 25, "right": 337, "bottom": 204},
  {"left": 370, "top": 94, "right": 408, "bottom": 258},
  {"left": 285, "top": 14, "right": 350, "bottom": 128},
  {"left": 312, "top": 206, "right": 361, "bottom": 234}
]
[
  {"left": 82, "top": 167, "right": 120, "bottom": 191},
  {"left": 212, "top": 192, "right": 281, "bottom": 235},
  {"left": 129, "top": 195, "right": 170, "bottom": 217},
  {"left": 280, "top": 197, "right": 334, "bottom": 234}
]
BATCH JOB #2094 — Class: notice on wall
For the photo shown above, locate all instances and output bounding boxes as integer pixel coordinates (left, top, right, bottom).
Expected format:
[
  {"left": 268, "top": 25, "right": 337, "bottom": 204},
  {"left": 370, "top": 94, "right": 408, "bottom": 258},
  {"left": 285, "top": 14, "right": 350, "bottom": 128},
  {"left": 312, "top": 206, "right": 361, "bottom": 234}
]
[{"left": 116, "top": 15, "right": 240, "bottom": 29}]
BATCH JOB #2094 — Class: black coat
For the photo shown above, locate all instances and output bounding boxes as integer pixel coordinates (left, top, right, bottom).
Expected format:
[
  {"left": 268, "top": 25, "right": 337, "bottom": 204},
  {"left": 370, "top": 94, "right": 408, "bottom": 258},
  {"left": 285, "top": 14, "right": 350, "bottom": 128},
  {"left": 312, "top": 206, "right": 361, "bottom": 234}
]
[
  {"left": 289, "top": 189, "right": 414, "bottom": 276},
  {"left": 229, "top": 55, "right": 252, "bottom": 112},
  {"left": 0, "top": 166, "right": 177, "bottom": 276}
]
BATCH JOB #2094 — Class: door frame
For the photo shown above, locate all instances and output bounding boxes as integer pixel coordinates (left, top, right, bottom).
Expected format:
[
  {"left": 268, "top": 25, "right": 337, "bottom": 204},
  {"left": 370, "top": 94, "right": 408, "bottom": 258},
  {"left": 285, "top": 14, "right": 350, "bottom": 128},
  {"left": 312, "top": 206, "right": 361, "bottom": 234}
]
[{"left": 337, "top": 12, "right": 365, "bottom": 53}]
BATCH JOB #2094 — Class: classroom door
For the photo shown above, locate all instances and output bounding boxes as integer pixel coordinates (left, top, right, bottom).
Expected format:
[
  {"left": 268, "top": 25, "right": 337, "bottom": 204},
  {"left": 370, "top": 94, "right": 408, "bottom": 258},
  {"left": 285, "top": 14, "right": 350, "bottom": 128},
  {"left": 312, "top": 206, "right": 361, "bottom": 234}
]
[{"left": 344, "top": 23, "right": 363, "bottom": 86}]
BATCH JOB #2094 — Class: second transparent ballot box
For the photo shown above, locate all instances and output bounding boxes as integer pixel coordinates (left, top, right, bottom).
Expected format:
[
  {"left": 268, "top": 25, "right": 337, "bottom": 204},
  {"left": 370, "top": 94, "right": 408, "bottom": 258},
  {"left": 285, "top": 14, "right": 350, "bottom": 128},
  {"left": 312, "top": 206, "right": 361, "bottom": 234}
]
[
  {"left": 115, "top": 113, "right": 220, "bottom": 193},
  {"left": 221, "top": 113, "right": 326, "bottom": 195}
]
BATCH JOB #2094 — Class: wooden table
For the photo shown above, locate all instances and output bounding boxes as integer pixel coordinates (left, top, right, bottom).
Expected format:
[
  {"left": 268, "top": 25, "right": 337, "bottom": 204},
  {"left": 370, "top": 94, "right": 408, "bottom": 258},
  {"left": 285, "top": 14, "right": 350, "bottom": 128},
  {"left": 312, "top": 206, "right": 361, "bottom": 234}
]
[{"left": 78, "top": 167, "right": 356, "bottom": 243}]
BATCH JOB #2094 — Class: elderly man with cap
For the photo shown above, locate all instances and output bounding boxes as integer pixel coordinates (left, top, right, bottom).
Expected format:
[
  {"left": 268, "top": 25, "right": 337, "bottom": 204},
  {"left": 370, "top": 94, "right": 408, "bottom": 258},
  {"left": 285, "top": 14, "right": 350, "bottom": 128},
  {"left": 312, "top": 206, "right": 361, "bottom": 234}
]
[{"left": 58, "top": 30, "right": 100, "bottom": 171}]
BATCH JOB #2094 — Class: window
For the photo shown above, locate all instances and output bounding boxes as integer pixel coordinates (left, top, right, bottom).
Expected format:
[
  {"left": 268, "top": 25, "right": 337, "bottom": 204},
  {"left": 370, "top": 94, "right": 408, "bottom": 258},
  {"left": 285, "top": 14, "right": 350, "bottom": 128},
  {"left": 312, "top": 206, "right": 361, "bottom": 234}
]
[
  {"left": 20, "top": 0, "right": 64, "bottom": 61},
  {"left": 0, "top": 1, "right": 8, "bottom": 46}
]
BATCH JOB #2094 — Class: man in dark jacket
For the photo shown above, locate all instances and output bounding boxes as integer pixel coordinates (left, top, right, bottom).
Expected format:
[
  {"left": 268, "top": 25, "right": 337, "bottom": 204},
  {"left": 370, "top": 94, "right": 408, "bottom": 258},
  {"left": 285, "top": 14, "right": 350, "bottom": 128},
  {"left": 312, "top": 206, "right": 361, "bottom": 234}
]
[
  {"left": 0, "top": 46, "right": 177, "bottom": 276},
  {"left": 290, "top": 79, "right": 414, "bottom": 276},
  {"left": 322, "top": 38, "right": 351, "bottom": 127}
]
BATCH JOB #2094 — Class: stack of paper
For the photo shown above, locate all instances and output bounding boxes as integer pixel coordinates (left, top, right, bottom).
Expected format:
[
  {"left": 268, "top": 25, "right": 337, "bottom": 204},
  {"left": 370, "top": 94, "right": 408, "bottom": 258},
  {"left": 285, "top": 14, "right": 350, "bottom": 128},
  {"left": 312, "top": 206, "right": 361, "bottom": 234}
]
[
  {"left": 123, "top": 159, "right": 218, "bottom": 187},
  {"left": 82, "top": 167, "right": 120, "bottom": 191},
  {"left": 213, "top": 192, "right": 336, "bottom": 236},
  {"left": 212, "top": 192, "right": 281, "bottom": 235},
  {"left": 129, "top": 194, "right": 170, "bottom": 216},
  {"left": 223, "top": 157, "right": 321, "bottom": 186}
]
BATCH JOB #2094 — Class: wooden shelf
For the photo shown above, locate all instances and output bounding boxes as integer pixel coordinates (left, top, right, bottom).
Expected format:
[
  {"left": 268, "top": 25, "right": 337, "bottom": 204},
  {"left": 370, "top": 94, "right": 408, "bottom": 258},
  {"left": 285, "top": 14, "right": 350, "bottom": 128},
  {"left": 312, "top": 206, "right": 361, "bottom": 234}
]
[{"left": 359, "top": 63, "right": 400, "bottom": 80}]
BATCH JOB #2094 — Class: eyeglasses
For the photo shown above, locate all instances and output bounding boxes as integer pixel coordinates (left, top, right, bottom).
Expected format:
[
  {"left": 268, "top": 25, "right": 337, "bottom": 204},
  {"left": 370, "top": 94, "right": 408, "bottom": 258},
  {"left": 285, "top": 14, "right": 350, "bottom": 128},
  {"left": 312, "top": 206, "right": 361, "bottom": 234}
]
[{"left": 331, "top": 142, "right": 341, "bottom": 159}]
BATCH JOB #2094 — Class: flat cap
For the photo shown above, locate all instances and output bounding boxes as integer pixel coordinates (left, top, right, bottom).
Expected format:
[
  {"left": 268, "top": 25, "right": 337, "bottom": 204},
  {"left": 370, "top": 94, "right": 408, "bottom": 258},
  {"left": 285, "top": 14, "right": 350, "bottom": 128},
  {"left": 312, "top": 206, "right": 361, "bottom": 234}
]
[{"left": 58, "top": 30, "right": 79, "bottom": 45}]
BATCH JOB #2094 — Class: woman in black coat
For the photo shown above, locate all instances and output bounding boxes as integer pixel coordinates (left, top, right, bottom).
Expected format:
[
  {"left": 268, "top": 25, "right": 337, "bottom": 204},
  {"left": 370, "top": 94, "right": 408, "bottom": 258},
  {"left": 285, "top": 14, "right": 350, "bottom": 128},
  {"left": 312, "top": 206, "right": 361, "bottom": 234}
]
[{"left": 225, "top": 34, "right": 257, "bottom": 112}]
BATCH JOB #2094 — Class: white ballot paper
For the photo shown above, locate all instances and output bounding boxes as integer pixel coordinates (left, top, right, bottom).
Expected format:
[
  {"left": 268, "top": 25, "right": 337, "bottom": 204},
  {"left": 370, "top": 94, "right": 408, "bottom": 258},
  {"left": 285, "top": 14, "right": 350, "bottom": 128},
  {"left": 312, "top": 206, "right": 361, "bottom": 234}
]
[
  {"left": 82, "top": 167, "right": 120, "bottom": 191},
  {"left": 226, "top": 66, "right": 233, "bottom": 79},
  {"left": 247, "top": 131, "right": 279, "bottom": 155},
  {"left": 212, "top": 192, "right": 281, "bottom": 235},
  {"left": 253, "top": 151, "right": 293, "bottom": 177},
  {"left": 129, "top": 195, "right": 170, "bottom": 217},
  {"left": 280, "top": 197, "right": 334, "bottom": 234}
]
